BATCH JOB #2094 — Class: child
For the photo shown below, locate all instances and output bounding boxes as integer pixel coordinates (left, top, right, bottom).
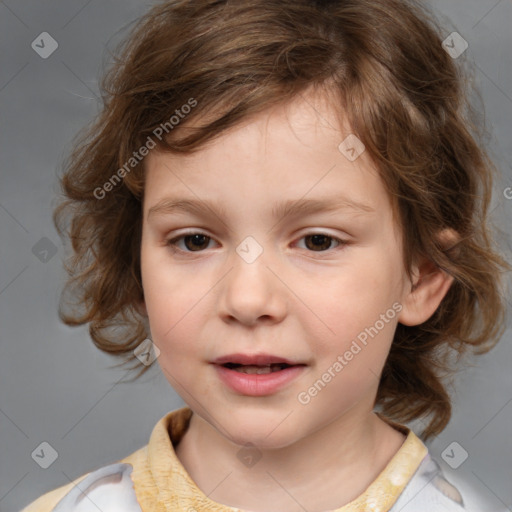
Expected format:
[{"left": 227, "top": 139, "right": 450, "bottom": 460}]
[{"left": 23, "top": 0, "right": 509, "bottom": 510}]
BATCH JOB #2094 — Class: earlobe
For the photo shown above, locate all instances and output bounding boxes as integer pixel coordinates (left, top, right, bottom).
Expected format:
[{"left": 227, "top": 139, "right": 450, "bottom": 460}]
[
  {"left": 398, "top": 260, "right": 454, "bottom": 326},
  {"left": 398, "top": 229, "right": 458, "bottom": 326}
]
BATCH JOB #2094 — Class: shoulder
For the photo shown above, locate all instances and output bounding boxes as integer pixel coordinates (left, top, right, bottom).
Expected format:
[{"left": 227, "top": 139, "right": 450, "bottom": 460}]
[
  {"left": 21, "top": 407, "right": 189, "bottom": 512},
  {"left": 390, "top": 453, "right": 479, "bottom": 512},
  {"left": 21, "top": 448, "right": 147, "bottom": 512}
]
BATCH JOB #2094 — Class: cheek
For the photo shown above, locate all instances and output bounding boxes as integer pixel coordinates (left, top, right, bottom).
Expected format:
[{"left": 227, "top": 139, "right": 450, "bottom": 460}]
[
  {"left": 301, "top": 253, "right": 402, "bottom": 360},
  {"left": 141, "top": 251, "right": 209, "bottom": 355},
  {"left": 145, "top": 288, "right": 206, "bottom": 354}
]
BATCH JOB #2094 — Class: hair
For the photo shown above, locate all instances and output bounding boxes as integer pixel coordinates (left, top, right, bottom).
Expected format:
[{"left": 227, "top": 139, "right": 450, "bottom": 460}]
[{"left": 53, "top": 0, "right": 509, "bottom": 440}]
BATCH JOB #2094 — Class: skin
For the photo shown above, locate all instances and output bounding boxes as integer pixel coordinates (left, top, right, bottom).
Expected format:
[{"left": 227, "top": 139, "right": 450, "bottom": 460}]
[{"left": 139, "top": 89, "right": 454, "bottom": 512}]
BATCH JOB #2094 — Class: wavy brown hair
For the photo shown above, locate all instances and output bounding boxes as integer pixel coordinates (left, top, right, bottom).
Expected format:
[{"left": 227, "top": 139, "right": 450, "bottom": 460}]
[{"left": 54, "top": 0, "right": 509, "bottom": 440}]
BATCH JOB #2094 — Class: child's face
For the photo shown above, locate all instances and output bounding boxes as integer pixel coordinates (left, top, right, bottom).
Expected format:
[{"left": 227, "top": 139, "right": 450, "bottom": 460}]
[{"left": 140, "top": 91, "right": 413, "bottom": 449}]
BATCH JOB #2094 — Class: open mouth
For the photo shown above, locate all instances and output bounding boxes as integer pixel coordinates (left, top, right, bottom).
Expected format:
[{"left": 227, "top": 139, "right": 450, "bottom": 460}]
[
  {"left": 214, "top": 358, "right": 307, "bottom": 395},
  {"left": 222, "top": 362, "right": 294, "bottom": 374}
]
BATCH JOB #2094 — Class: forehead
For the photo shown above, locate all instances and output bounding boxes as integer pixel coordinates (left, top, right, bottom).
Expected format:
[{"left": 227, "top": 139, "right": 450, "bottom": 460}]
[{"left": 142, "top": 91, "right": 395, "bottom": 226}]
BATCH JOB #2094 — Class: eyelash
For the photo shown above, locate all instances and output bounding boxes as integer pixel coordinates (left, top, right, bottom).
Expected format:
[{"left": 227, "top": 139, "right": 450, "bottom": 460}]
[{"left": 165, "top": 230, "right": 348, "bottom": 256}]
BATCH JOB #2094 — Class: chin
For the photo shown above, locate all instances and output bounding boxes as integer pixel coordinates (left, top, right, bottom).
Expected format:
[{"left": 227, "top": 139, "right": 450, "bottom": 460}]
[{"left": 221, "top": 413, "right": 302, "bottom": 451}]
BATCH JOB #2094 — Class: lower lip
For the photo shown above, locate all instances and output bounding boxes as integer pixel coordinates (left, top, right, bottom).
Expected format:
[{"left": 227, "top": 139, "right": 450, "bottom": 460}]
[{"left": 213, "top": 364, "right": 306, "bottom": 396}]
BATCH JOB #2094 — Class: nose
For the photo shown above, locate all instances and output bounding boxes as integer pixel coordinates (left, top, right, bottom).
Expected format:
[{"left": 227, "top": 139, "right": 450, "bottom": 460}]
[{"left": 217, "top": 247, "right": 288, "bottom": 327}]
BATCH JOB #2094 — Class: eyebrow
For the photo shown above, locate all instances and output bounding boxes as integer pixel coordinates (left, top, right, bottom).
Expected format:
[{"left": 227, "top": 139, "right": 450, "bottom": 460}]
[{"left": 147, "top": 195, "right": 375, "bottom": 222}]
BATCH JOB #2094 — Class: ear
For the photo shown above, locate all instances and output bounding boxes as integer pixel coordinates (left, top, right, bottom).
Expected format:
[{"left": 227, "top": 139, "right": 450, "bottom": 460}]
[{"left": 398, "top": 229, "right": 457, "bottom": 326}]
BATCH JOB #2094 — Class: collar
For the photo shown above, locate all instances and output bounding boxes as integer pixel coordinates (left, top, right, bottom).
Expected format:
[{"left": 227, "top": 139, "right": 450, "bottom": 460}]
[{"left": 145, "top": 407, "right": 428, "bottom": 512}]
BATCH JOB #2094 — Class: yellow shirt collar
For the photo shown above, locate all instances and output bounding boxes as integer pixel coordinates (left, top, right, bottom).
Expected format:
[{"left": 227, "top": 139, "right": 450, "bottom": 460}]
[{"left": 141, "top": 406, "right": 428, "bottom": 512}]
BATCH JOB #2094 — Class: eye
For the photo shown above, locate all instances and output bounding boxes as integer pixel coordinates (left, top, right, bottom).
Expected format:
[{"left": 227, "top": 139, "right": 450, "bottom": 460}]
[
  {"left": 166, "top": 231, "right": 348, "bottom": 255},
  {"left": 295, "top": 233, "right": 347, "bottom": 252},
  {"left": 166, "top": 232, "right": 215, "bottom": 252}
]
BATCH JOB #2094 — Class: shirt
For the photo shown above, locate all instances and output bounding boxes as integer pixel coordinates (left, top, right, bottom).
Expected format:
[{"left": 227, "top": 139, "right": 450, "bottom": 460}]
[{"left": 21, "top": 406, "right": 473, "bottom": 512}]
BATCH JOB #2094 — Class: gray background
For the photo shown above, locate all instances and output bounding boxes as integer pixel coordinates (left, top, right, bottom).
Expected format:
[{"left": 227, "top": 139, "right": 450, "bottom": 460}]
[{"left": 0, "top": 1, "right": 511, "bottom": 511}]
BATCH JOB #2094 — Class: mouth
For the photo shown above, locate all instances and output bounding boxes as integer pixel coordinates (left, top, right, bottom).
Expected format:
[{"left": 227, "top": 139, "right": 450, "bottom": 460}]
[
  {"left": 221, "top": 362, "right": 296, "bottom": 374},
  {"left": 212, "top": 353, "right": 307, "bottom": 373},
  {"left": 212, "top": 355, "right": 307, "bottom": 396}
]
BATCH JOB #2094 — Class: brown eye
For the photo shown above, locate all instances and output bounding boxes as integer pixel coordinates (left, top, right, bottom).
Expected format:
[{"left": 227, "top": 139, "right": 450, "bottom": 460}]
[
  {"left": 167, "top": 233, "right": 213, "bottom": 252},
  {"left": 303, "top": 234, "right": 337, "bottom": 251},
  {"left": 182, "top": 234, "right": 211, "bottom": 251}
]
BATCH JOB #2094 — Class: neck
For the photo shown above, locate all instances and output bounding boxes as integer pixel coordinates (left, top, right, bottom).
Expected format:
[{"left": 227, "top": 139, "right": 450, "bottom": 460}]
[{"left": 174, "top": 405, "right": 406, "bottom": 512}]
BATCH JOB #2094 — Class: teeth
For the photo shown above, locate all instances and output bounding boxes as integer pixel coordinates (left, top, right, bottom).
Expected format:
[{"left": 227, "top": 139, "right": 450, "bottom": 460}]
[
  {"left": 236, "top": 365, "right": 273, "bottom": 374},
  {"left": 231, "top": 364, "right": 288, "bottom": 374}
]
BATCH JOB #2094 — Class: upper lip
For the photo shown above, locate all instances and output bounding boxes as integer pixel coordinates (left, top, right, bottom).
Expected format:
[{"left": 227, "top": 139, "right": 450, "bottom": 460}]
[{"left": 212, "top": 353, "right": 305, "bottom": 366}]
